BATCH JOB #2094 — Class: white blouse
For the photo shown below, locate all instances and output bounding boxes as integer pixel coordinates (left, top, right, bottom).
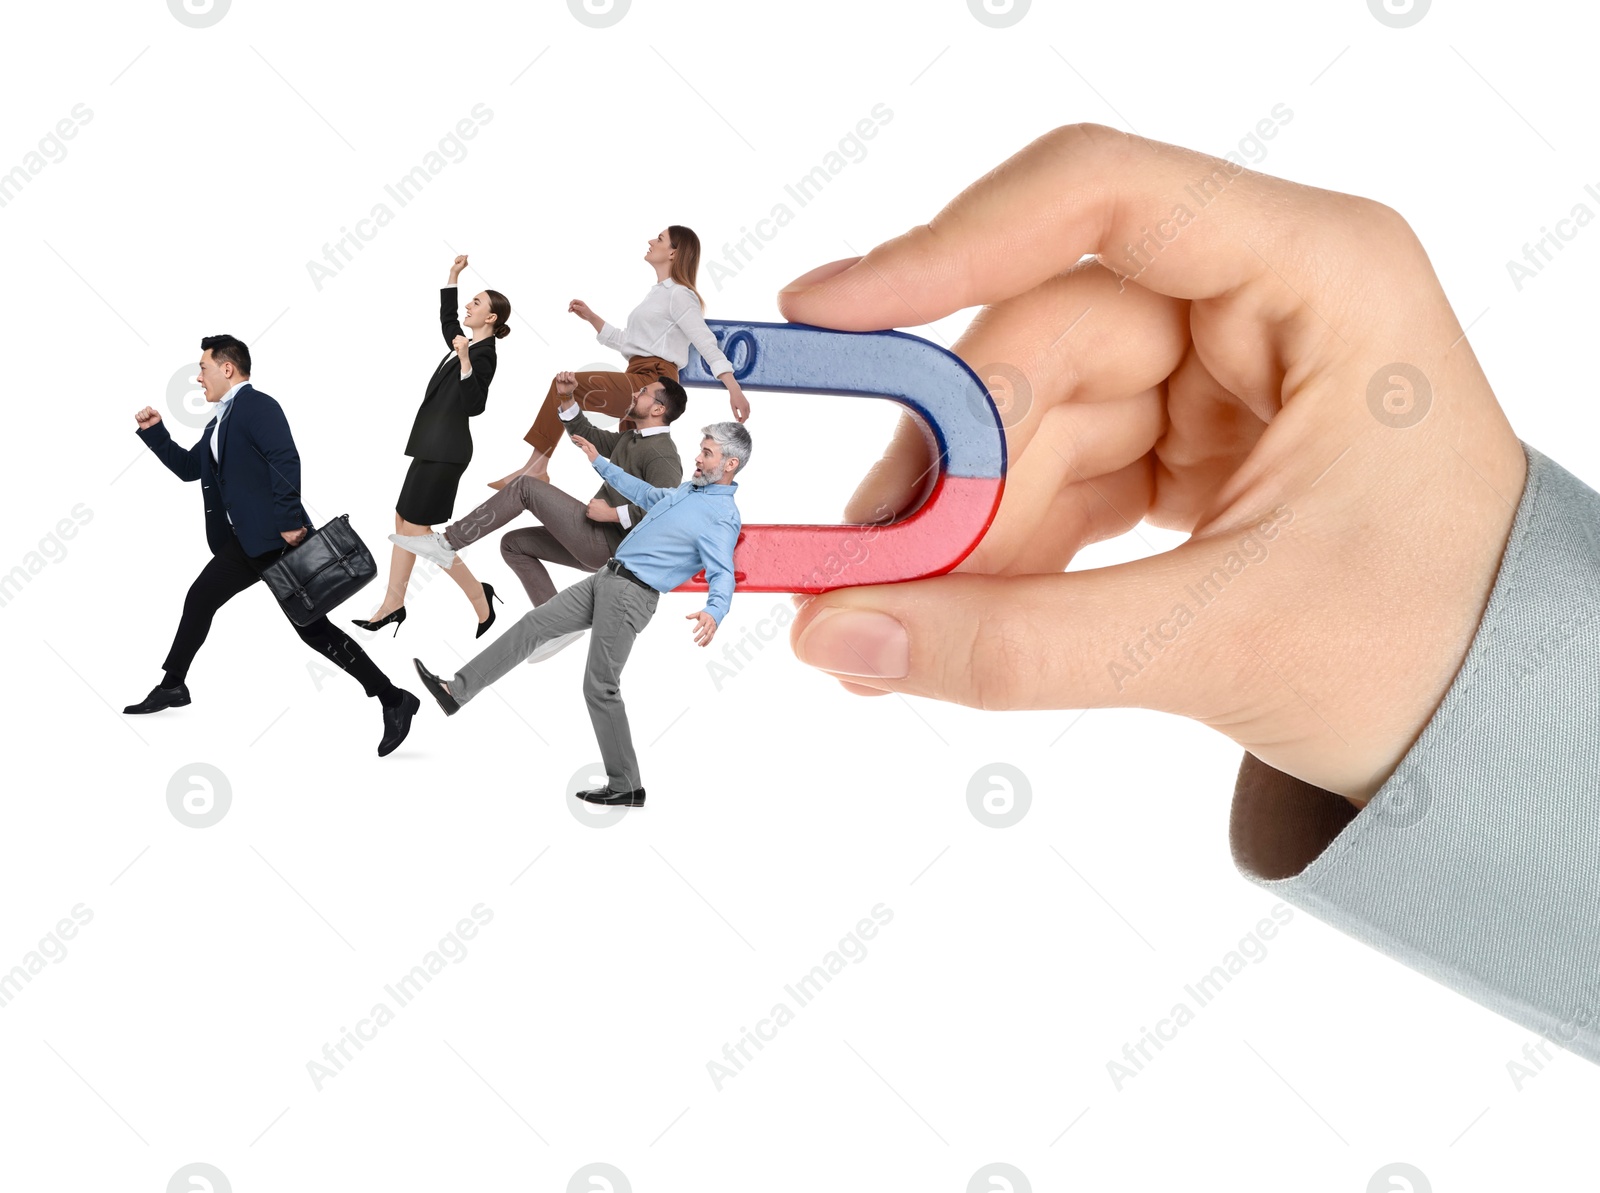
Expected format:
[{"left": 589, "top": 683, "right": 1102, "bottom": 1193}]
[{"left": 597, "top": 278, "right": 733, "bottom": 378}]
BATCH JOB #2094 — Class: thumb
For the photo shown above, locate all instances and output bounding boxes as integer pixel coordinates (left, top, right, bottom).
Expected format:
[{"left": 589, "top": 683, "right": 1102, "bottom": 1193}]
[
  {"left": 788, "top": 521, "right": 1297, "bottom": 717},
  {"left": 776, "top": 256, "right": 862, "bottom": 321}
]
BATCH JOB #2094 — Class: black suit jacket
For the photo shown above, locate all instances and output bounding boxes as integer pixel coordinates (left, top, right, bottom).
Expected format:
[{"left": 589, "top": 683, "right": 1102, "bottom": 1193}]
[
  {"left": 136, "top": 384, "right": 312, "bottom": 558},
  {"left": 404, "top": 286, "right": 497, "bottom": 464}
]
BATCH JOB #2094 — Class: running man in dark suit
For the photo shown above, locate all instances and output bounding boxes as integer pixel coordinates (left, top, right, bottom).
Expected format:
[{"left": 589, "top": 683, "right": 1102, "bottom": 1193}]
[{"left": 125, "top": 335, "right": 420, "bottom": 756}]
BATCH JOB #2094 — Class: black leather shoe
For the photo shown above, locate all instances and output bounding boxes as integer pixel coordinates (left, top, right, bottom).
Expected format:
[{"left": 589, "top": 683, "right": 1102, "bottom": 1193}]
[
  {"left": 577, "top": 785, "right": 646, "bottom": 807},
  {"left": 377, "top": 689, "right": 420, "bottom": 757},
  {"left": 123, "top": 682, "right": 191, "bottom": 714},
  {"left": 413, "top": 658, "right": 458, "bottom": 716}
]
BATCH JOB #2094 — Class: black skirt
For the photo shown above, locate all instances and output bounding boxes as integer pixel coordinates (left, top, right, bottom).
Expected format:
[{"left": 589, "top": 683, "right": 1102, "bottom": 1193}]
[{"left": 396, "top": 457, "right": 469, "bottom": 525}]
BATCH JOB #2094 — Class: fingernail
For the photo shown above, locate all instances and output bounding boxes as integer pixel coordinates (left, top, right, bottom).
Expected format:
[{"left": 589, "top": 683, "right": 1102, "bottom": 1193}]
[{"left": 794, "top": 608, "right": 909, "bottom": 678}]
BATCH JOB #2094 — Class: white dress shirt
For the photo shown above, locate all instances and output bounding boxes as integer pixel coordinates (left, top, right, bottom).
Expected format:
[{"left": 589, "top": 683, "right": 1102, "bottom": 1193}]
[
  {"left": 557, "top": 400, "right": 669, "bottom": 529},
  {"left": 210, "top": 380, "right": 248, "bottom": 463},
  {"left": 596, "top": 278, "right": 733, "bottom": 377}
]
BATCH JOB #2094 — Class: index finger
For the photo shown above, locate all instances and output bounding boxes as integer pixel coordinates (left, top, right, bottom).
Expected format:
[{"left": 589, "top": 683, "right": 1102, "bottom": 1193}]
[{"left": 775, "top": 122, "right": 1367, "bottom": 330}]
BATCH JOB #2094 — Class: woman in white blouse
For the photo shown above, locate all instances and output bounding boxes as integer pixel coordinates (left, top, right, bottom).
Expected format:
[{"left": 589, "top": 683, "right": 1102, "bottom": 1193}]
[{"left": 488, "top": 225, "right": 751, "bottom": 489}]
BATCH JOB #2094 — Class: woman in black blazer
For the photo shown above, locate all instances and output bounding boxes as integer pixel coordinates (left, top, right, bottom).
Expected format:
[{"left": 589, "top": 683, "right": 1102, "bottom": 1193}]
[{"left": 355, "top": 254, "right": 511, "bottom": 638}]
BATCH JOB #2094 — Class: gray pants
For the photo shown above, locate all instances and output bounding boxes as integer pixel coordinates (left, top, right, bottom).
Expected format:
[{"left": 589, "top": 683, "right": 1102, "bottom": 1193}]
[
  {"left": 449, "top": 563, "right": 660, "bottom": 792},
  {"left": 443, "top": 476, "right": 621, "bottom": 607}
]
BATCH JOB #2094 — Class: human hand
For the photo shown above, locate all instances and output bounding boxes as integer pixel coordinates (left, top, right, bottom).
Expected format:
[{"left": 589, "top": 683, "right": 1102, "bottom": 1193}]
[
  {"left": 568, "top": 299, "right": 596, "bottom": 324},
  {"left": 449, "top": 254, "right": 467, "bottom": 283},
  {"left": 453, "top": 335, "right": 470, "bottom": 355},
  {"left": 281, "top": 526, "right": 308, "bottom": 546},
  {"left": 726, "top": 382, "right": 751, "bottom": 423},
  {"left": 778, "top": 124, "right": 1528, "bottom": 805},
  {"left": 687, "top": 611, "right": 717, "bottom": 646},
  {"left": 554, "top": 370, "right": 578, "bottom": 398},
  {"left": 569, "top": 435, "right": 599, "bottom": 463},
  {"left": 135, "top": 406, "right": 162, "bottom": 430},
  {"left": 585, "top": 497, "right": 617, "bottom": 523}
]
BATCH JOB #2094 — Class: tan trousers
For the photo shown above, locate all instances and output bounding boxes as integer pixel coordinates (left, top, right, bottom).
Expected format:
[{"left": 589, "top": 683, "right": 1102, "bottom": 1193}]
[{"left": 522, "top": 355, "right": 680, "bottom": 457}]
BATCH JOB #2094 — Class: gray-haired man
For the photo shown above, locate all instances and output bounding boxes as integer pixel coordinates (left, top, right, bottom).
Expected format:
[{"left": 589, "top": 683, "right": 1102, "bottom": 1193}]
[{"left": 413, "top": 421, "right": 752, "bottom": 806}]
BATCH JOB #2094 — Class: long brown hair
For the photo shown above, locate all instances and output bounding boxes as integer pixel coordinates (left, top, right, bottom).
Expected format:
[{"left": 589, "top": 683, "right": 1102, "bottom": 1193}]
[{"left": 667, "top": 225, "right": 706, "bottom": 310}]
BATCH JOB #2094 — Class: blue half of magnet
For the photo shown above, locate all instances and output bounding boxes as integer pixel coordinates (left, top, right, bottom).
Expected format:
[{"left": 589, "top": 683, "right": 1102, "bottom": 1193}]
[{"left": 679, "top": 321, "right": 1006, "bottom": 480}]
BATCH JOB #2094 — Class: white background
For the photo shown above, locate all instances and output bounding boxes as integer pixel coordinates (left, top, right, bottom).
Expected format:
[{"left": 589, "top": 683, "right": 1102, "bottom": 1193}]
[{"left": 1, "top": 1, "right": 1596, "bottom": 1190}]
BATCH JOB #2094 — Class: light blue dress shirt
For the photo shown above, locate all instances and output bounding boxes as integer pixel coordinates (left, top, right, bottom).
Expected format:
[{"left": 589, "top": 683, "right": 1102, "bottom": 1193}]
[{"left": 591, "top": 455, "right": 741, "bottom": 624}]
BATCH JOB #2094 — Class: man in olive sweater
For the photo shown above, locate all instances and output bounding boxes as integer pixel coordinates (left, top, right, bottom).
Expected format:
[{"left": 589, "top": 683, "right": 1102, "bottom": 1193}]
[{"left": 390, "top": 370, "right": 686, "bottom": 661}]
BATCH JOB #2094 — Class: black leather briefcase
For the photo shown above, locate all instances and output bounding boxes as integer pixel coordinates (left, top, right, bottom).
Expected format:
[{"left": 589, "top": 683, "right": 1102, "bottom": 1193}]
[{"left": 259, "top": 514, "right": 377, "bottom": 626}]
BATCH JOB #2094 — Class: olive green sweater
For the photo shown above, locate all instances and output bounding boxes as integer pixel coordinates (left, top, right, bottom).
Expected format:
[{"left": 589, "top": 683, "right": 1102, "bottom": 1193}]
[{"left": 559, "top": 406, "right": 684, "bottom": 542}]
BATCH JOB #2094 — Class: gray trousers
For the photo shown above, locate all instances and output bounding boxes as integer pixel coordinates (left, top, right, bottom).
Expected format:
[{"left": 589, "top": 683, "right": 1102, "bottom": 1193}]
[
  {"left": 450, "top": 563, "right": 660, "bottom": 792},
  {"left": 443, "top": 475, "right": 621, "bottom": 607}
]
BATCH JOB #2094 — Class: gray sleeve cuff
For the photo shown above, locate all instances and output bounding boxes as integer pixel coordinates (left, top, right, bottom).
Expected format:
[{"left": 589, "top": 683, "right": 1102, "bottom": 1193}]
[{"left": 1229, "top": 440, "right": 1600, "bottom": 1063}]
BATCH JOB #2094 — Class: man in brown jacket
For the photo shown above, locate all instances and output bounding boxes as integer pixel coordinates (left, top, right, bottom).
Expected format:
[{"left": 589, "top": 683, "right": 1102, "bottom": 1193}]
[{"left": 390, "top": 370, "right": 686, "bottom": 662}]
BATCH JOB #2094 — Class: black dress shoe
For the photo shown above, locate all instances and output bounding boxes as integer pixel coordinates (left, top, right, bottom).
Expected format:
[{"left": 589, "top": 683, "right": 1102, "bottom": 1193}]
[
  {"left": 123, "top": 682, "right": 191, "bottom": 714},
  {"left": 377, "top": 690, "right": 420, "bottom": 757},
  {"left": 413, "top": 658, "right": 458, "bottom": 716},
  {"left": 577, "top": 785, "right": 646, "bottom": 807}
]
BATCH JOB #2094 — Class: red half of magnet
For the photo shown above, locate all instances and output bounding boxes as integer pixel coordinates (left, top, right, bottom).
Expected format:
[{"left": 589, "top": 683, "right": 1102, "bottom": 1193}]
[{"left": 674, "top": 474, "right": 1004, "bottom": 594}]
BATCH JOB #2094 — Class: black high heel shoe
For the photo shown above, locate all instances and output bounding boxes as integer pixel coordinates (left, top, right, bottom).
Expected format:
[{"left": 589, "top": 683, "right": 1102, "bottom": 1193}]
[
  {"left": 352, "top": 606, "right": 407, "bottom": 636},
  {"left": 475, "top": 583, "right": 503, "bottom": 639}
]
